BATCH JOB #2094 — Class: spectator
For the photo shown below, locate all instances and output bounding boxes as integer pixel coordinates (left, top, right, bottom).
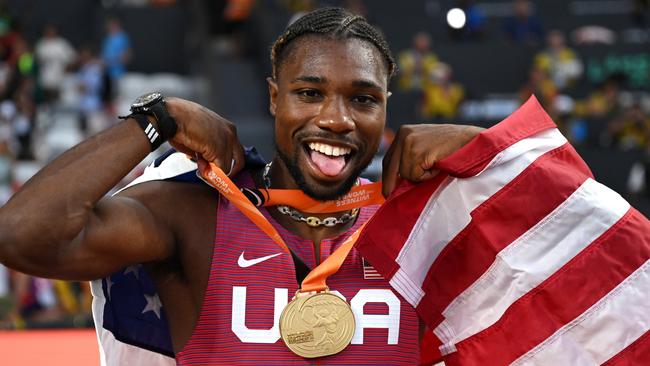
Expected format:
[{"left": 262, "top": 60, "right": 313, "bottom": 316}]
[
  {"left": 503, "top": 0, "right": 544, "bottom": 45},
  {"left": 34, "top": 25, "right": 76, "bottom": 103},
  {"left": 76, "top": 46, "right": 106, "bottom": 135},
  {"left": 421, "top": 63, "right": 465, "bottom": 120},
  {"left": 608, "top": 103, "right": 650, "bottom": 151},
  {"left": 12, "top": 90, "right": 34, "bottom": 160},
  {"left": 101, "top": 17, "right": 131, "bottom": 83},
  {"left": 397, "top": 32, "right": 438, "bottom": 91},
  {"left": 519, "top": 67, "right": 557, "bottom": 111},
  {"left": 574, "top": 74, "right": 624, "bottom": 120},
  {"left": 534, "top": 30, "right": 583, "bottom": 91}
]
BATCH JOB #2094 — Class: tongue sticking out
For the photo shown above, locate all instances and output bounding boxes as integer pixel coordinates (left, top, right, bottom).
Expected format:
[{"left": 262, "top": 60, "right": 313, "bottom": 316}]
[{"left": 310, "top": 150, "right": 346, "bottom": 176}]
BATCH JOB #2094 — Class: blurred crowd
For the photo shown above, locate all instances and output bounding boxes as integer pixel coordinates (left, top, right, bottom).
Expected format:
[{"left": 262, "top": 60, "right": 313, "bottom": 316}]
[
  {"left": 394, "top": 0, "right": 650, "bottom": 198},
  {"left": 0, "top": 8, "right": 132, "bottom": 328},
  {"left": 0, "top": 0, "right": 649, "bottom": 329}
]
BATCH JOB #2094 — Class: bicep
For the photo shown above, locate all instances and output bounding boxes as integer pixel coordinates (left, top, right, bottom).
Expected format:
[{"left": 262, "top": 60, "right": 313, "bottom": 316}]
[{"left": 49, "top": 194, "right": 175, "bottom": 280}]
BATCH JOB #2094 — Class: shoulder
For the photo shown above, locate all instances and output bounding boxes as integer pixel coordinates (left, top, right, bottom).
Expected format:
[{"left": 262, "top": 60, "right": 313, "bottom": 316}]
[{"left": 115, "top": 147, "right": 266, "bottom": 213}]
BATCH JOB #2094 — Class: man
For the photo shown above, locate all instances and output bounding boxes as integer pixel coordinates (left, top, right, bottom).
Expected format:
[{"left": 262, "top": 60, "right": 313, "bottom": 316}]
[
  {"left": 101, "top": 17, "right": 131, "bottom": 82},
  {"left": 0, "top": 7, "right": 479, "bottom": 364},
  {"left": 34, "top": 24, "right": 76, "bottom": 102}
]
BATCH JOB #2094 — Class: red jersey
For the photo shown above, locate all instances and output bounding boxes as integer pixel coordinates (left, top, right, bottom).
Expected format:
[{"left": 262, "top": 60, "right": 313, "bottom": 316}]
[{"left": 176, "top": 172, "right": 420, "bottom": 365}]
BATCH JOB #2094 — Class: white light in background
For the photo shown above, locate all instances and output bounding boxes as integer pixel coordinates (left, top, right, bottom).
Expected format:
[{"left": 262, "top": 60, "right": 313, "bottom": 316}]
[{"left": 446, "top": 8, "right": 467, "bottom": 29}]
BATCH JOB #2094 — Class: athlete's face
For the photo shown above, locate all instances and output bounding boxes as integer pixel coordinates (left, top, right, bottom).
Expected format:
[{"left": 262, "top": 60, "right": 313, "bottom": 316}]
[{"left": 268, "top": 36, "right": 388, "bottom": 200}]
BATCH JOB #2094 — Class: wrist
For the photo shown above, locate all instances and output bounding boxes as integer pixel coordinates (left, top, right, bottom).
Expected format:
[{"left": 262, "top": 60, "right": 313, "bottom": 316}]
[
  {"left": 128, "top": 114, "right": 164, "bottom": 151},
  {"left": 128, "top": 92, "right": 178, "bottom": 142}
]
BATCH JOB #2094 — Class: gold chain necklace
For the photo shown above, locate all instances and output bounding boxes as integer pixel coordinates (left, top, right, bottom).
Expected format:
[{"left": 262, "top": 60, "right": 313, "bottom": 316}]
[{"left": 262, "top": 162, "right": 359, "bottom": 227}]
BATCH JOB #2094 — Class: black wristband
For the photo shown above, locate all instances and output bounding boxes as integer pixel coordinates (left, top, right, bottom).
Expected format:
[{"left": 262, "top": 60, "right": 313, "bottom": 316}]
[
  {"left": 130, "top": 114, "right": 164, "bottom": 151},
  {"left": 149, "top": 101, "right": 178, "bottom": 140}
]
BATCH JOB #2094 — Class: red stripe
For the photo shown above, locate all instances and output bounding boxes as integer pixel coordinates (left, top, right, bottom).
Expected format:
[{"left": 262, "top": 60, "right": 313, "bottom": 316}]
[
  {"left": 356, "top": 96, "right": 558, "bottom": 301},
  {"left": 446, "top": 209, "right": 650, "bottom": 366},
  {"left": 415, "top": 144, "right": 592, "bottom": 326},
  {"left": 356, "top": 173, "right": 447, "bottom": 280},
  {"left": 436, "top": 95, "right": 557, "bottom": 178},
  {"left": 603, "top": 330, "right": 650, "bottom": 366}
]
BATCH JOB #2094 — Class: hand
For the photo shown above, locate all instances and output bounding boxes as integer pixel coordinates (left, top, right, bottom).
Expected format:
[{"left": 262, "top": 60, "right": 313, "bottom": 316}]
[
  {"left": 382, "top": 124, "right": 483, "bottom": 197},
  {"left": 166, "top": 98, "right": 245, "bottom": 176}
]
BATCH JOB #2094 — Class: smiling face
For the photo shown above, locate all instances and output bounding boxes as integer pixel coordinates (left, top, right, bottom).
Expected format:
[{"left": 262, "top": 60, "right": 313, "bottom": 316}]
[{"left": 268, "top": 35, "right": 388, "bottom": 200}]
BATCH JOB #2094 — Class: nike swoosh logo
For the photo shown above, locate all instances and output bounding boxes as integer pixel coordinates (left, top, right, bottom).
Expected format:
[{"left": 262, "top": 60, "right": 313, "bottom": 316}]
[{"left": 237, "top": 251, "right": 283, "bottom": 268}]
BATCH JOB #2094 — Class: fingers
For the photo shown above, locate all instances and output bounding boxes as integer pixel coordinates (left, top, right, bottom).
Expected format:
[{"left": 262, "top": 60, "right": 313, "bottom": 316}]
[
  {"left": 382, "top": 130, "right": 404, "bottom": 197},
  {"left": 400, "top": 145, "right": 438, "bottom": 183},
  {"left": 230, "top": 142, "right": 246, "bottom": 177},
  {"left": 382, "top": 125, "right": 450, "bottom": 197}
]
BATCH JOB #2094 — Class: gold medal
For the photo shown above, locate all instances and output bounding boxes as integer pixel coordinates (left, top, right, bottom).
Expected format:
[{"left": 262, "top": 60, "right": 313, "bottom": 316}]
[{"left": 279, "top": 290, "right": 355, "bottom": 358}]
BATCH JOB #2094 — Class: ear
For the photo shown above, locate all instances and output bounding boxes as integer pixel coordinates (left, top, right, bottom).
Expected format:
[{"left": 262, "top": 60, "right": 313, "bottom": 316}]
[{"left": 267, "top": 77, "right": 278, "bottom": 117}]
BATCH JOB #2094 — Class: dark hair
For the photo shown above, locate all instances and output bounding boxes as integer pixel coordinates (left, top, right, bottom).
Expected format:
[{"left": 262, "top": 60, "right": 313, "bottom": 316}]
[{"left": 270, "top": 7, "right": 396, "bottom": 79}]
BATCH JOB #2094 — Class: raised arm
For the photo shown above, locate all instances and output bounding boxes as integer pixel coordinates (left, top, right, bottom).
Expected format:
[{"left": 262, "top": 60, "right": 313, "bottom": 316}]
[
  {"left": 0, "top": 98, "right": 244, "bottom": 280},
  {"left": 382, "top": 124, "right": 484, "bottom": 197}
]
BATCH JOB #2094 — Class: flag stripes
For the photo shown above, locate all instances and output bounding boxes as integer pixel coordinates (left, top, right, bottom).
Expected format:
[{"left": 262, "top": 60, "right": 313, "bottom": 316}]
[
  {"left": 604, "top": 330, "right": 650, "bottom": 365},
  {"left": 513, "top": 259, "right": 650, "bottom": 366},
  {"left": 435, "top": 178, "right": 630, "bottom": 351},
  {"left": 355, "top": 96, "right": 650, "bottom": 365},
  {"left": 418, "top": 144, "right": 592, "bottom": 326},
  {"left": 391, "top": 128, "right": 568, "bottom": 308},
  {"left": 446, "top": 208, "right": 650, "bottom": 365}
]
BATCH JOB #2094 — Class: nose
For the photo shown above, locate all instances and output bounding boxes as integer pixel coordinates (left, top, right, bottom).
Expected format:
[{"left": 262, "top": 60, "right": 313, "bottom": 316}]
[{"left": 315, "top": 97, "right": 355, "bottom": 134}]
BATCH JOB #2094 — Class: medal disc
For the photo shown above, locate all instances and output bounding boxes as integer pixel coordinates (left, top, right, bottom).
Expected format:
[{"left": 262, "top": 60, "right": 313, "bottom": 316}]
[{"left": 279, "top": 291, "right": 355, "bottom": 358}]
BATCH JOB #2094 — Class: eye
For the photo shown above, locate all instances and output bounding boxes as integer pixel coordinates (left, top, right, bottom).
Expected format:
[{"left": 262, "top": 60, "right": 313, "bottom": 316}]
[
  {"left": 296, "top": 89, "right": 322, "bottom": 100},
  {"left": 351, "top": 95, "right": 378, "bottom": 105}
]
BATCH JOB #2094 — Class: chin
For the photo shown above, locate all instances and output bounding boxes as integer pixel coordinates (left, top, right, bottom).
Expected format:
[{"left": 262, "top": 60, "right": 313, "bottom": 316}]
[
  {"left": 302, "top": 176, "right": 359, "bottom": 201},
  {"left": 277, "top": 148, "right": 366, "bottom": 202}
]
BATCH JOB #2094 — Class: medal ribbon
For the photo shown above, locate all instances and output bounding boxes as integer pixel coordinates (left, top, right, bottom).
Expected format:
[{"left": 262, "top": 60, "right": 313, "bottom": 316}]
[
  {"left": 254, "top": 185, "right": 384, "bottom": 213},
  {"left": 197, "top": 160, "right": 382, "bottom": 293}
]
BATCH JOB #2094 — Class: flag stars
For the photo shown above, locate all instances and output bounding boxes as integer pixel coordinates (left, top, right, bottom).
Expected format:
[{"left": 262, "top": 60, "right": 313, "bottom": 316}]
[{"left": 142, "top": 293, "right": 163, "bottom": 319}]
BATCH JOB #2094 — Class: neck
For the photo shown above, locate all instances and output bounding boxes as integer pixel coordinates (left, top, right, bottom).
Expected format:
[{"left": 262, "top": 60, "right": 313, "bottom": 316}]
[{"left": 254, "top": 157, "right": 359, "bottom": 244}]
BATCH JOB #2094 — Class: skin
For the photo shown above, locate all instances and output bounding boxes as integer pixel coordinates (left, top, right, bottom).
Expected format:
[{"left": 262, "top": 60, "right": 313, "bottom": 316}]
[
  {"left": 265, "top": 36, "right": 388, "bottom": 247},
  {"left": 0, "top": 35, "right": 481, "bottom": 354}
]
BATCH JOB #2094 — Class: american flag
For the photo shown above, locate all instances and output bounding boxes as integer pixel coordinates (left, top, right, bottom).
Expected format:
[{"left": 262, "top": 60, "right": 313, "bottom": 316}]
[
  {"left": 362, "top": 257, "right": 384, "bottom": 280},
  {"left": 356, "top": 96, "right": 650, "bottom": 365}
]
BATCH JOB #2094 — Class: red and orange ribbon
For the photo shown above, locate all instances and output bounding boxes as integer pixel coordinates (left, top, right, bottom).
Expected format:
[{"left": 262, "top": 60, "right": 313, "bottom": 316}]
[{"left": 197, "top": 160, "right": 382, "bottom": 293}]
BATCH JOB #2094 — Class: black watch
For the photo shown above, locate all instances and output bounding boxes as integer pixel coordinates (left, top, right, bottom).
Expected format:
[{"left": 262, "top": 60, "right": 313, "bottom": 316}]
[{"left": 130, "top": 92, "right": 178, "bottom": 141}]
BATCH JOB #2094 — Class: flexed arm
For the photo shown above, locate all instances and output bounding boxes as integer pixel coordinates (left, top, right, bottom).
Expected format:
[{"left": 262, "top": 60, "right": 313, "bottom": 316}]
[
  {"left": 382, "top": 124, "right": 484, "bottom": 197},
  {"left": 0, "top": 98, "right": 244, "bottom": 280}
]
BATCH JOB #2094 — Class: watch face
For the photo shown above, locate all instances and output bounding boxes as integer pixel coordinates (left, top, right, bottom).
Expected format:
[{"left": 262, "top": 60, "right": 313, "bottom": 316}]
[{"left": 131, "top": 92, "right": 163, "bottom": 109}]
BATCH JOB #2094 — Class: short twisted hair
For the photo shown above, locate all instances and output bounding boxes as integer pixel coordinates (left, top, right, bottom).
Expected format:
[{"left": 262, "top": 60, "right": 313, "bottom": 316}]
[{"left": 271, "top": 7, "right": 396, "bottom": 80}]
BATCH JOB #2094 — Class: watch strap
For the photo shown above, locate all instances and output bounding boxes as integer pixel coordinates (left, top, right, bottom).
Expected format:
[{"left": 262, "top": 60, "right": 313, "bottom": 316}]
[
  {"left": 130, "top": 114, "right": 164, "bottom": 151},
  {"left": 149, "top": 101, "right": 178, "bottom": 141}
]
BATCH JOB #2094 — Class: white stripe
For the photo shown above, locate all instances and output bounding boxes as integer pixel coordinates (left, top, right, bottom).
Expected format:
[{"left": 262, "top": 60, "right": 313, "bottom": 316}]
[
  {"left": 113, "top": 152, "right": 197, "bottom": 195},
  {"left": 389, "top": 267, "right": 424, "bottom": 306},
  {"left": 150, "top": 131, "right": 159, "bottom": 143},
  {"left": 512, "top": 259, "right": 650, "bottom": 366},
  {"left": 434, "top": 178, "right": 630, "bottom": 347},
  {"left": 144, "top": 124, "right": 152, "bottom": 134},
  {"left": 394, "top": 128, "right": 567, "bottom": 306},
  {"left": 147, "top": 126, "right": 156, "bottom": 139}
]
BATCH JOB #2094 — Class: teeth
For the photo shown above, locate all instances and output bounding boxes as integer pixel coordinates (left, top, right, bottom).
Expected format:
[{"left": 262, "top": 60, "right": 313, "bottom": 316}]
[{"left": 308, "top": 142, "right": 351, "bottom": 157}]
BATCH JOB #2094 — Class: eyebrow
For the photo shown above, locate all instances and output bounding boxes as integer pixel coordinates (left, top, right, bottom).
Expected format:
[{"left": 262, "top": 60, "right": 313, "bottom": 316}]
[
  {"left": 291, "top": 75, "right": 325, "bottom": 84},
  {"left": 291, "top": 75, "right": 384, "bottom": 91},
  {"left": 352, "top": 79, "right": 383, "bottom": 92}
]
